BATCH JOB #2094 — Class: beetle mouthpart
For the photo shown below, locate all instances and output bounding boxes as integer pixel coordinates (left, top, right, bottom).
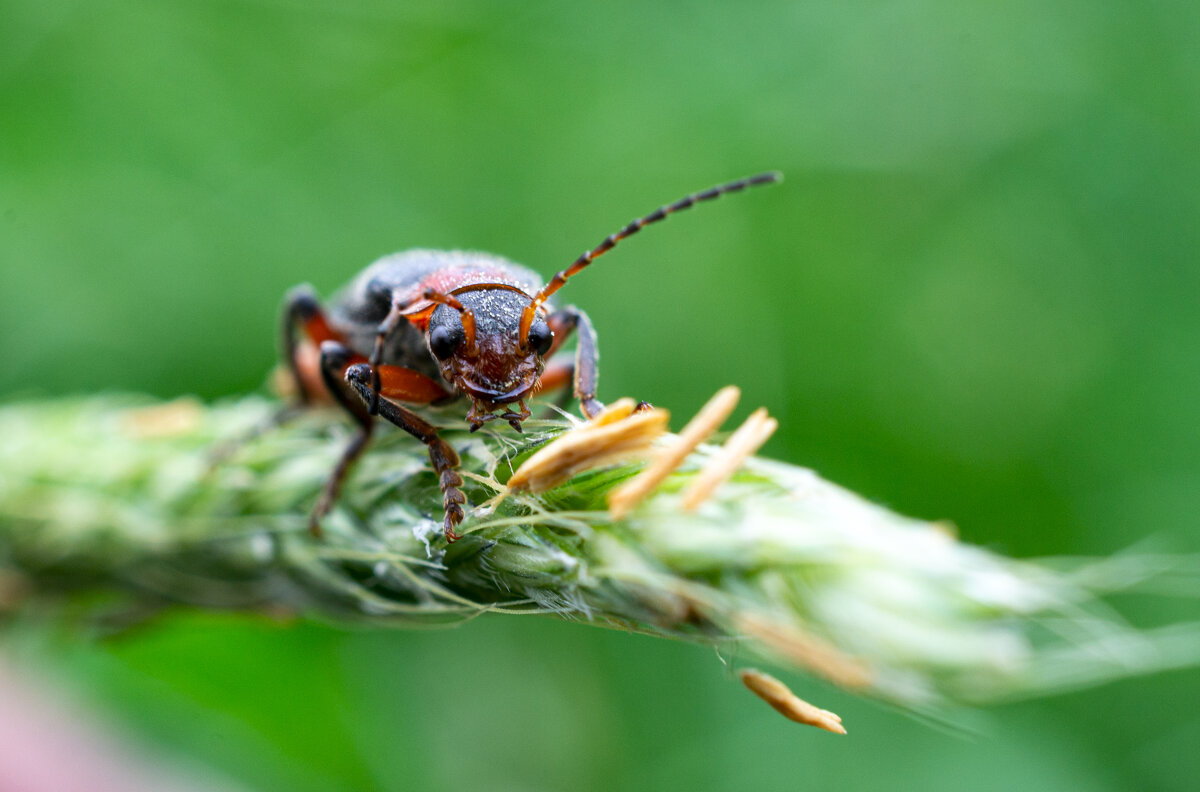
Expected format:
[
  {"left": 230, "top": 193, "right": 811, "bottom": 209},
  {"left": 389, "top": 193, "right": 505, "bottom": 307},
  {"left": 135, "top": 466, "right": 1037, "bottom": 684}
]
[
  {"left": 506, "top": 403, "right": 530, "bottom": 432},
  {"left": 465, "top": 399, "right": 531, "bottom": 433}
]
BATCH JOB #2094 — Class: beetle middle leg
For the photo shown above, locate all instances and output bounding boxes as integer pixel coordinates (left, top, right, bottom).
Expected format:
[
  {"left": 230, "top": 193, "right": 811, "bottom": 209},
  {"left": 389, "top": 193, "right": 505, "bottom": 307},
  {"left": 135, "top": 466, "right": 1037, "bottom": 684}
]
[
  {"left": 545, "top": 305, "right": 605, "bottom": 419},
  {"left": 344, "top": 364, "right": 467, "bottom": 542},
  {"left": 282, "top": 284, "right": 345, "bottom": 405},
  {"left": 545, "top": 305, "right": 651, "bottom": 418},
  {"left": 308, "top": 340, "right": 374, "bottom": 537}
]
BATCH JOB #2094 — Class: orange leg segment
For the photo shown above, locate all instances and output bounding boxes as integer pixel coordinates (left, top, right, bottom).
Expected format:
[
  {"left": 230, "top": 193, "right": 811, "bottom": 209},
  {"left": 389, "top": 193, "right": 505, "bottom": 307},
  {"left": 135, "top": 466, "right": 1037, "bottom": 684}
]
[
  {"left": 304, "top": 313, "right": 340, "bottom": 346},
  {"left": 283, "top": 285, "right": 349, "bottom": 404},
  {"left": 376, "top": 364, "right": 451, "bottom": 404}
]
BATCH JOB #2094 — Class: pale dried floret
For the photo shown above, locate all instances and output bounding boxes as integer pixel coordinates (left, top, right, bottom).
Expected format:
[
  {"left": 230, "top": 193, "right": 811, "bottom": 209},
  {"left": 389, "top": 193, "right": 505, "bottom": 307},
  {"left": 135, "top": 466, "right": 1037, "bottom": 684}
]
[
  {"left": 681, "top": 408, "right": 778, "bottom": 511},
  {"left": 120, "top": 398, "right": 204, "bottom": 439},
  {"left": 505, "top": 400, "right": 669, "bottom": 494},
  {"left": 608, "top": 386, "right": 741, "bottom": 519},
  {"left": 739, "top": 668, "right": 846, "bottom": 734},
  {"left": 587, "top": 397, "right": 639, "bottom": 427},
  {"left": 735, "top": 612, "right": 873, "bottom": 690}
]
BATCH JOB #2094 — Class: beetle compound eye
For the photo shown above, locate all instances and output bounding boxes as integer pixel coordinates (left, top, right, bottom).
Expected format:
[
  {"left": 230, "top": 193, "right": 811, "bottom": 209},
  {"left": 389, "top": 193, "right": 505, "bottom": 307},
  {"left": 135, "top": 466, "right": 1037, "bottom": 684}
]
[
  {"left": 429, "top": 325, "right": 464, "bottom": 360},
  {"left": 527, "top": 321, "right": 554, "bottom": 355}
]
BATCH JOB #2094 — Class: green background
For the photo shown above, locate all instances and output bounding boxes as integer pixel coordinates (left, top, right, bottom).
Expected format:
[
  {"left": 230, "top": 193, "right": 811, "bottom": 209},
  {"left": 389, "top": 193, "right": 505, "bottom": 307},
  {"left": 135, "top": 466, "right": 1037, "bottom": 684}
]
[{"left": 3, "top": 1, "right": 1199, "bottom": 790}]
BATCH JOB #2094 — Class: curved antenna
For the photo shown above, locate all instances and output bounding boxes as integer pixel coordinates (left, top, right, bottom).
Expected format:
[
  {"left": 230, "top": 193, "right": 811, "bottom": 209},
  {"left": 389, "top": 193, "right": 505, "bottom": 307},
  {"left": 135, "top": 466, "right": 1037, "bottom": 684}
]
[
  {"left": 519, "top": 171, "right": 782, "bottom": 345},
  {"left": 422, "top": 288, "right": 478, "bottom": 354}
]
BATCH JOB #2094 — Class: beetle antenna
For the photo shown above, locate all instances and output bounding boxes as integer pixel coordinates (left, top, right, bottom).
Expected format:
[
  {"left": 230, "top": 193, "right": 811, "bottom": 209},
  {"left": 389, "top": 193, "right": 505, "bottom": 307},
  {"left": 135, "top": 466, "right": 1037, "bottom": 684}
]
[
  {"left": 421, "top": 288, "right": 478, "bottom": 354},
  {"left": 519, "top": 171, "right": 782, "bottom": 344}
]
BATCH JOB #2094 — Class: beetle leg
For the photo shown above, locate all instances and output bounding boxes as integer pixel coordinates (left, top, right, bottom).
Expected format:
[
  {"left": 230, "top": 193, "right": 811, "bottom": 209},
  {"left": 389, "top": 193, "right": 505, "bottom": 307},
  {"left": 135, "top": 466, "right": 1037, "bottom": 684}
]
[
  {"left": 368, "top": 297, "right": 414, "bottom": 416},
  {"left": 282, "top": 284, "right": 345, "bottom": 404},
  {"left": 546, "top": 305, "right": 604, "bottom": 419},
  {"left": 344, "top": 364, "right": 467, "bottom": 542},
  {"left": 372, "top": 364, "right": 452, "bottom": 404},
  {"left": 308, "top": 341, "right": 374, "bottom": 537}
]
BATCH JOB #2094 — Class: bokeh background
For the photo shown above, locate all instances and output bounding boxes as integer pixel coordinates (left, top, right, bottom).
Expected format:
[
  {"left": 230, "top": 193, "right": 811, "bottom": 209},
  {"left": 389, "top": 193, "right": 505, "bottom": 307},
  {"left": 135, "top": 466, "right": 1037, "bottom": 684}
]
[{"left": 3, "top": 1, "right": 1199, "bottom": 790}]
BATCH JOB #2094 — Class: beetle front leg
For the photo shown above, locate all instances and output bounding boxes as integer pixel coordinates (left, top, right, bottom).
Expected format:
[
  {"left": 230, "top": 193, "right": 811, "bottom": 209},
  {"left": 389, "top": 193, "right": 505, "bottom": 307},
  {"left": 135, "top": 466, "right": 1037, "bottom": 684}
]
[
  {"left": 366, "top": 297, "right": 413, "bottom": 416},
  {"left": 546, "top": 305, "right": 604, "bottom": 419},
  {"left": 344, "top": 365, "right": 467, "bottom": 542},
  {"left": 545, "top": 306, "right": 653, "bottom": 418}
]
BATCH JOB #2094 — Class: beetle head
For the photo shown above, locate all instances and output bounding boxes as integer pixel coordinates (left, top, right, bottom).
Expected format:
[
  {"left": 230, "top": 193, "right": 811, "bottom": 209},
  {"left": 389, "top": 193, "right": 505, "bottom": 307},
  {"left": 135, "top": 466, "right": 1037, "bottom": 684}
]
[{"left": 424, "top": 285, "right": 553, "bottom": 432}]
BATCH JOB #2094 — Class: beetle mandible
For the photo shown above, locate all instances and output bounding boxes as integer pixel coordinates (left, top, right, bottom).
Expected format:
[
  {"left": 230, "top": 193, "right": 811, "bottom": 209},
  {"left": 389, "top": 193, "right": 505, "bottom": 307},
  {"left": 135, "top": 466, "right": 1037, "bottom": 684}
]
[{"left": 282, "top": 172, "right": 781, "bottom": 541}]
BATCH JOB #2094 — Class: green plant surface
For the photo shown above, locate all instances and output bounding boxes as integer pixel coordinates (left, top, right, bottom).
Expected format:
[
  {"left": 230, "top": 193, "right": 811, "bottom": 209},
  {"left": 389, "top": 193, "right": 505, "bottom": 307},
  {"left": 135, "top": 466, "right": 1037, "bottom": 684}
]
[{"left": 5, "top": 394, "right": 1196, "bottom": 716}]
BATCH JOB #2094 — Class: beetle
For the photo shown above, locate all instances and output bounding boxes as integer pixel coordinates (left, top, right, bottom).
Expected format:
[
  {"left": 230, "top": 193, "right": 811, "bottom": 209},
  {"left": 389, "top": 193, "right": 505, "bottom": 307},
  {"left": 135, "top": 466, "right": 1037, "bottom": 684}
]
[{"left": 282, "top": 171, "right": 781, "bottom": 541}]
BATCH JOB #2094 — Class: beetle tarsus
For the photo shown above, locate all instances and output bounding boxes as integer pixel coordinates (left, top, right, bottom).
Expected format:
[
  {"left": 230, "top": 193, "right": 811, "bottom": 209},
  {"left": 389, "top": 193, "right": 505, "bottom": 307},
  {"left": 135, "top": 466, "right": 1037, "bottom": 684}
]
[
  {"left": 443, "top": 513, "right": 462, "bottom": 543},
  {"left": 580, "top": 398, "right": 605, "bottom": 420}
]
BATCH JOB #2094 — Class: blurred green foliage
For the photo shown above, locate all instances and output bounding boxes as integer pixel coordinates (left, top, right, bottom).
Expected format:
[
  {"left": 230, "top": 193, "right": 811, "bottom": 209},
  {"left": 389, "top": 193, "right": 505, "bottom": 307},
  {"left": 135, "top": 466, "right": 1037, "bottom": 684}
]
[{"left": 2, "top": 1, "right": 1198, "bottom": 790}]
